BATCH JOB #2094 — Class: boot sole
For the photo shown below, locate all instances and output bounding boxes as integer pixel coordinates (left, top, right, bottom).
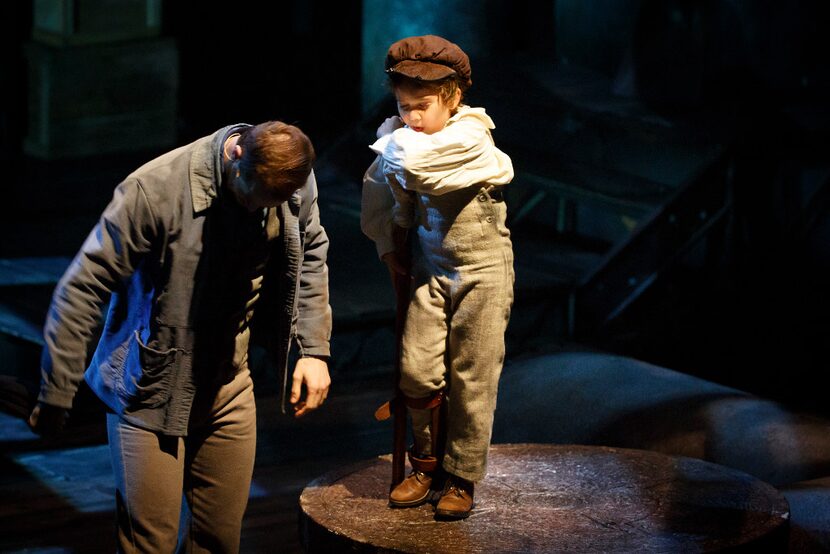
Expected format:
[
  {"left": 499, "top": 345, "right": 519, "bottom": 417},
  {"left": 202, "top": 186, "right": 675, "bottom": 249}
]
[
  {"left": 388, "top": 490, "right": 432, "bottom": 508},
  {"left": 434, "top": 502, "right": 475, "bottom": 520}
]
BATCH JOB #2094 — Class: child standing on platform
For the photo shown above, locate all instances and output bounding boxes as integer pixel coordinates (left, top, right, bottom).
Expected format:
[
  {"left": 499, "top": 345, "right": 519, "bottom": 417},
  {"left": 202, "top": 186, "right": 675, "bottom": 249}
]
[{"left": 361, "top": 35, "right": 514, "bottom": 519}]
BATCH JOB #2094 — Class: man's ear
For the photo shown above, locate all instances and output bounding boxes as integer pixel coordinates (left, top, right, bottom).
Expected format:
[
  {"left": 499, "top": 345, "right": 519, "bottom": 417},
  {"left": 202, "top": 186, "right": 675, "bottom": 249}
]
[{"left": 232, "top": 145, "right": 243, "bottom": 161}]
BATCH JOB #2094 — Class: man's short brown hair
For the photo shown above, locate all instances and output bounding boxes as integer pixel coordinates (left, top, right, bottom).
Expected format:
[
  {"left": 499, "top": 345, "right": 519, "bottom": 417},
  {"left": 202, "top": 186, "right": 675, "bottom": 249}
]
[{"left": 238, "top": 121, "right": 315, "bottom": 194}]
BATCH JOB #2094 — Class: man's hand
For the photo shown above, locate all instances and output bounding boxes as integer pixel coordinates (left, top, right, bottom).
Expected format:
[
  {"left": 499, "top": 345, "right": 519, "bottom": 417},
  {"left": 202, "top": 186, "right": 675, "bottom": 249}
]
[
  {"left": 290, "top": 357, "right": 331, "bottom": 417},
  {"left": 377, "top": 116, "right": 404, "bottom": 139},
  {"left": 28, "top": 402, "right": 68, "bottom": 436}
]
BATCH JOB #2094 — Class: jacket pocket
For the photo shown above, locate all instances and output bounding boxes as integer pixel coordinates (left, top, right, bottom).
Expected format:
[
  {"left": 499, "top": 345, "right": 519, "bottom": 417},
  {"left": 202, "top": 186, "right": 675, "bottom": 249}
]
[{"left": 123, "top": 331, "right": 179, "bottom": 408}]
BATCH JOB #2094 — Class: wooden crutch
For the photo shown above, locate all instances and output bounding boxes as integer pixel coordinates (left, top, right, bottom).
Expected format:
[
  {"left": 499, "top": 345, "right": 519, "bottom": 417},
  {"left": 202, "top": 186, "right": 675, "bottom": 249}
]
[{"left": 373, "top": 225, "right": 412, "bottom": 489}]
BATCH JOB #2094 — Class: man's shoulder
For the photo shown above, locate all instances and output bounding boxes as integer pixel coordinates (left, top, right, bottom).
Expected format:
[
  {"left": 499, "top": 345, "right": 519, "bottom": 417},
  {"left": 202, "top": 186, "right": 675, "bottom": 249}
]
[{"left": 127, "top": 136, "right": 209, "bottom": 186}]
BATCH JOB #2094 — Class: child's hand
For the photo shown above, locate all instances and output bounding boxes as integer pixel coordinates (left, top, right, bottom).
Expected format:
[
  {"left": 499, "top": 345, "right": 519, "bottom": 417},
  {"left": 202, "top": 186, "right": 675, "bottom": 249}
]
[{"left": 377, "top": 116, "right": 404, "bottom": 138}]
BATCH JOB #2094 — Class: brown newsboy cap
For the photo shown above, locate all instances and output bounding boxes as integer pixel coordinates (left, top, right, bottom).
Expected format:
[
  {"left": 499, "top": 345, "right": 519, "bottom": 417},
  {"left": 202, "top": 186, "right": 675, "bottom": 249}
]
[{"left": 385, "top": 35, "right": 472, "bottom": 89}]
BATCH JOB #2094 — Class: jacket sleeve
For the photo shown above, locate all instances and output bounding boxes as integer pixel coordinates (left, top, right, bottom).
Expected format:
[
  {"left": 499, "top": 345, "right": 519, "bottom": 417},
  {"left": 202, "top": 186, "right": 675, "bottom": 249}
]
[
  {"left": 295, "top": 170, "right": 332, "bottom": 359},
  {"left": 38, "top": 179, "right": 157, "bottom": 408},
  {"left": 360, "top": 156, "right": 397, "bottom": 259}
]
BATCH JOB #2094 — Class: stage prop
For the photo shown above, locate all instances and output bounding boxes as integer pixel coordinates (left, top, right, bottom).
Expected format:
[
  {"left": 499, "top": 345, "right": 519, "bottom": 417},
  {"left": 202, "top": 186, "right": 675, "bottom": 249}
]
[{"left": 300, "top": 443, "right": 789, "bottom": 553}]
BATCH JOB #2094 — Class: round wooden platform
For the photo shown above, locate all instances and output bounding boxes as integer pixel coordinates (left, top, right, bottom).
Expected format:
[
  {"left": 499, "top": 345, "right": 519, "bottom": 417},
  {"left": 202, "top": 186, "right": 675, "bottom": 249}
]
[{"left": 299, "top": 444, "right": 789, "bottom": 553}]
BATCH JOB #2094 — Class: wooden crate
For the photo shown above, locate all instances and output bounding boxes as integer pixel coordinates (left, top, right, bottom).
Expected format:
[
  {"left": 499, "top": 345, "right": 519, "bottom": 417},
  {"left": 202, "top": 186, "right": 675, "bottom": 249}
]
[
  {"left": 33, "top": 0, "right": 162, "bottom": 46},
  {"left": 24, "top": 37, "right": 178, "bottom": 159}
]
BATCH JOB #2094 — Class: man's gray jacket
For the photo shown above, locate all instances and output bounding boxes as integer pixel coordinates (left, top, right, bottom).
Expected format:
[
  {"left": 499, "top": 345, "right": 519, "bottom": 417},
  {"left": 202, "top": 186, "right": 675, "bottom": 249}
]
[{"left": 38, "top": 125, "right": 331, "bottom": 435}]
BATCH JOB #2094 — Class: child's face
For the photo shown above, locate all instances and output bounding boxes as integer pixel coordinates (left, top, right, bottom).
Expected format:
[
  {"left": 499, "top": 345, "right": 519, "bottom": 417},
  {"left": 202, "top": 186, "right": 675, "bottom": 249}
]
[{"left": 394, "top": 85, "right": 459, "bottom": 135}]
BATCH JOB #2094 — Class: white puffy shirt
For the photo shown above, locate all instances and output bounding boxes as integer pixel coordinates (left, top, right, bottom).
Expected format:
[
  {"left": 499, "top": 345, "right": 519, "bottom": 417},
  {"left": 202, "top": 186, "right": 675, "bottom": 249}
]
[{"left": 361, "top": 105, "right": 514, "bottom": 258}]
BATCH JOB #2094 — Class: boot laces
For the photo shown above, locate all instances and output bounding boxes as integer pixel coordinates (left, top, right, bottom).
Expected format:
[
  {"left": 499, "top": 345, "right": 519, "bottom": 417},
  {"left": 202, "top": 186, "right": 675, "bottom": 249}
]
[{"left": 444, "top": 481, "right": 468, "bottom": 497}]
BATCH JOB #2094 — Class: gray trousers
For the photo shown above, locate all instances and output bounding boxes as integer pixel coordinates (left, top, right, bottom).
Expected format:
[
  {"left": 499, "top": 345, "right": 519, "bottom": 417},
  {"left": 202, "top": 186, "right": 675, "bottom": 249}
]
[
  {"left": 107, "top": 367, "right": 257, "bottom": 553},
  {"left": 399, "top": 186, "right": 514, "bottom": 482}
]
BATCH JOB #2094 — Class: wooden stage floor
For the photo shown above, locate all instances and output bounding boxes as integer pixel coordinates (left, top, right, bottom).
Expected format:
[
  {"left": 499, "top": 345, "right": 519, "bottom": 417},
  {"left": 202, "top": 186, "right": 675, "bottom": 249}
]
[
  {"left": 0, "top": 374, "right": 395, "bottom": 553},
  {"left": 4, "top": 350, "right": 830, "bottom": 552}
]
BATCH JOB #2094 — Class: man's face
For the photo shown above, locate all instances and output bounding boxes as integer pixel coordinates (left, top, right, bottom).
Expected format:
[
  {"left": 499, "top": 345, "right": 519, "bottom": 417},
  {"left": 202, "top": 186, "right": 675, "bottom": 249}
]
[{"left": 228, "top": 166, "right": 300, "bottom": 212}]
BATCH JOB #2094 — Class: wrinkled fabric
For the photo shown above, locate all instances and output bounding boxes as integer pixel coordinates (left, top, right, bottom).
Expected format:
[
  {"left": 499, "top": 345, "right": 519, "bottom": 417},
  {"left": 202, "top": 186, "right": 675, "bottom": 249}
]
[
  {"left": 39, "top": 125, "right": 331, "bottom": 434},
  {"left": 399, "top": 186, "right": 514, "bottom": 482},
  {"left": 361, "top": 106, "right": 513, "bottom": 259},
  {"left": 370, "top": 106, "right": 513, "bottom": 196},
  {"left": 361, "top": 106, "right": 514, "bottom": 482},
  {"left": 108, "top": 367, "right": 256, "bottom": 553}
]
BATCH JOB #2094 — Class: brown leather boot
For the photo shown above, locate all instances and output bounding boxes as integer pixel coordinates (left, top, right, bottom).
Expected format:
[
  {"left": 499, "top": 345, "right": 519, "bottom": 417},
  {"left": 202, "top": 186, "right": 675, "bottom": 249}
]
[
  {"left": 435, "top": 475, "right": 475, "bottom": 519},
  {"left": 389, "top": 451, "right": 437, "bottom": 508},
  {"left": 389, "top": 470, "right": 433, "bottom": 507}
]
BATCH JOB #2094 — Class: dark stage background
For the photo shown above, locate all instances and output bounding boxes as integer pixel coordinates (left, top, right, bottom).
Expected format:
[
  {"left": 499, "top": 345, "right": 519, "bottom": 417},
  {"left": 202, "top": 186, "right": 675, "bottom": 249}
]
[
  {"left": 2, "top": 0, "right": 828, "bottom": 413},
  {"left": 1, "top": 1, "right": 830, "bottom": 552}
]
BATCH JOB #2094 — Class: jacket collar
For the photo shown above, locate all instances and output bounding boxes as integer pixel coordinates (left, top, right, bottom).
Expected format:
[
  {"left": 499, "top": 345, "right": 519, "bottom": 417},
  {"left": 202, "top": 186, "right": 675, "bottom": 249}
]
[{"left": 189, "top": 124, "right": 251, "bottom": 214}]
